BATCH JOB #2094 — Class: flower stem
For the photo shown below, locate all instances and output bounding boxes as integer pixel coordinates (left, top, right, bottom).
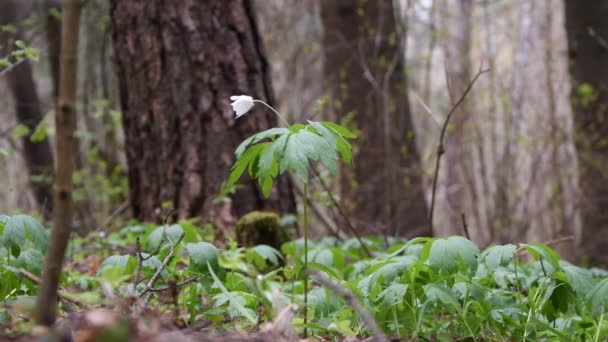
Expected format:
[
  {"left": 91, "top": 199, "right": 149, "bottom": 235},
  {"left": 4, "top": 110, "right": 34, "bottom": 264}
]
[
  {"left": 254, "top": 100, "right": 291, "bottom": 127},
  {"left": 303, "top": 181, "right": 309, "bottom": 338}
]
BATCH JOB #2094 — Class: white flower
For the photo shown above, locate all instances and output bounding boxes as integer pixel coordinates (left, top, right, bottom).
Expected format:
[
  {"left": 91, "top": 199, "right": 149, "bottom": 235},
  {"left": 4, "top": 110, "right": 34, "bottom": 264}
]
[{"left": 230, "top": 95, "right": 255, "bottom": 118}]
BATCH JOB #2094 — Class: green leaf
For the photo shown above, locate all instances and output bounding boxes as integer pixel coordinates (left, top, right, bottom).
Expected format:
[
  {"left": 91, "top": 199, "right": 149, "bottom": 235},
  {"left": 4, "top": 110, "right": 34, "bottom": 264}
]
[
  {"left": 426, "top": 236, "right": 479, "bottom": 274},
  {"left": 97, "top": 255, "right": 135, "bottom": 276},
  {"left": 519, "top": 243, "right": 560, "bottom": 270},
  {"left": 15, "top": 248, "right": 43, "bottom": 275},
  {"left": 424, "top": 284, "right": 460, "bottom": 307},
  {"left": 30, "top": 121, "right": 49, "bottom": 142},
  {"left": 250, "top": 245, "right": 282, "bottom": 266},
  {"left": 376, "top": 283, "right": 408, "bottom": 306},
  {"left": 560, "top": 262, "right": 594, "bottom": 297},
  {"left": 187, "top": 242, "right": 222, "bottom": 279},
  {"left": 2, "top": 215, "right": 48, "bottom": 252},
  {"left": 227, "top": 143, "right": 269, "bottom": 188},
  {"left": 234, "top": 128, "right": 290, "bottom": 158},
  {"left": 481, "top": 244, "right": 517, "bottom": 269},
  {"left": 321, "top": 121, "right": 357, "bottom": 138},
  {"left": 585, "top": 277, "right": 608, "bottom": 313},
  {"left": 145, "top": 224, "right": 183, "bottom": 251}
]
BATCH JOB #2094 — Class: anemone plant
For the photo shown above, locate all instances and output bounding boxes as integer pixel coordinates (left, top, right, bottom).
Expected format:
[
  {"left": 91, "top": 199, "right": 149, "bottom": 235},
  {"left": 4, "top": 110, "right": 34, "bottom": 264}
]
[{"left": 226, "top": 95, "right": 356, "bottom": 336}]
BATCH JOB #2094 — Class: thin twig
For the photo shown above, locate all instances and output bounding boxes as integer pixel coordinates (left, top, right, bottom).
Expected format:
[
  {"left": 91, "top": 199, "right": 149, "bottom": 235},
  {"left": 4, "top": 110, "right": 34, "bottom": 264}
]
[
  {"left": 310, "top": 270, "right": 387, "bottom": 342},
  {"left": 98, "top": 199, "right": 129, "bottom": 231},
  {"left": 311, "top": 167, "right": 372, "bottom": 257},
  {"left": 461, "top": 213, "right": 471, "bottom": 240},
  {"left": 428, "top": 66, "right": 489, "bottom": 237},
  {"left": 140, "top": 231, "right": 185, "bottom": 301}
]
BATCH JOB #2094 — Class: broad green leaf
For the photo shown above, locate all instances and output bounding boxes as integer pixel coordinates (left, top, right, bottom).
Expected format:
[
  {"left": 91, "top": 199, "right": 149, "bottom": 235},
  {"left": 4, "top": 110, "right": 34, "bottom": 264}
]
[
  {"left": 250, "top": 245, "right": 282, "bottom": 265},
  {"left": 2, "top": 215, "right": 48, "bottom": 252},
  {"left": 376, "top": 283, "right": 408, "bottom": 306},
  {"left": 15, "top": 248, "right": 43, "bottom": 275},
  {"left": 234, "top": 128, "right": 289, "bottom": 158},
  {"left": 560, "top": 262, "right": 594, "bottom": 297},
  {"left": 424, "top": 284, "right": 460, "bottom": 307},
  {"left": 187, "top": 242, "right": 222, "bottom": 278},
  {"left": 585, "top": 277, "right": 608, "bottom": 313},
  {"left": 227, "top": 143, "right": 269, "bottom": 188},
  {"left": 426, "top": 236, "right": 479, "bottom": 274},
  {"left": 519, "top": 243, "right": 560, "bottom": 270},
  {"left": 321, "top": 121, "right": 357, "bottom": 138},
  {"left": 97, "top": 255, "right": 135, "bottom": 276},
  {"left": 481, "top": 244, "right": 517, "bottom": 269},
  {"left": 145, "top": 224, "right": 183, "bottom": 251}
]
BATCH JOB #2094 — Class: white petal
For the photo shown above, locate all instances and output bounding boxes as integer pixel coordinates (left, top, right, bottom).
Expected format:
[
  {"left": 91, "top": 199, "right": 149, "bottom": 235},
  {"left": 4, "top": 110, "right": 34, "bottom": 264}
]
[{"left": 230, "top": 95, "right": 255, "bottom": 118}]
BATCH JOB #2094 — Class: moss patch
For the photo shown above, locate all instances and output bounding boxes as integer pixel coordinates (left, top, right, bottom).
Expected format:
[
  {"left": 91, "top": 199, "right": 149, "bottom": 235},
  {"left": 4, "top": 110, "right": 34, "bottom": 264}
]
[{"left": 234, "top": 211, "right": 290, "bottom": 249}]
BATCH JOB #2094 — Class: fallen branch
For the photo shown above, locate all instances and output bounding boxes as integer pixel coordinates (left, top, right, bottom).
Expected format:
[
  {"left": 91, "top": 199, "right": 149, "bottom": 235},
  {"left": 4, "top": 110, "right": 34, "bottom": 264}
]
[{"left": 428, "top": 65, "right": 489, "bottom": 237}]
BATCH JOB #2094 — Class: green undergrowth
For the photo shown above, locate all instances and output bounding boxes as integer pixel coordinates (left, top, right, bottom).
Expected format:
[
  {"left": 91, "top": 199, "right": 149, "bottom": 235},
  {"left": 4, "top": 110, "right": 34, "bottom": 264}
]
[{"left": 1, "top": 214, "right": 608, "bottom": 340}]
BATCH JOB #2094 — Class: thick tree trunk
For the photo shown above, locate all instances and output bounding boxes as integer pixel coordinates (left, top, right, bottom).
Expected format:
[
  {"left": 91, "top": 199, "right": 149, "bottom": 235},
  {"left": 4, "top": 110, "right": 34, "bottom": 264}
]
[
  {"left": 0, "top": 0, "right": 54, "bottom": 218},
  {"left": 110, "top": 1, "right": 295, "bottom": 223},
  {"left": 565, "top": 1, "right": 608, "bottom": 265},
  {"left": 321, "top": 0, "right": 428, "bottom": 236}
]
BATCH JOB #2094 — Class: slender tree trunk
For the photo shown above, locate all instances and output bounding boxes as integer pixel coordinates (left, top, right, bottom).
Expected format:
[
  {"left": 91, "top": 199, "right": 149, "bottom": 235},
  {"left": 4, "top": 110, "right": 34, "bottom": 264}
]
[
  {"left": 36, "top": 0, "right": 82, "bottom": 326},
  {"left": 110, "top": 0, "right": 295, "bottom": 223},
  {"left": 322, "top": 0, "right": 428, "bottom": 236},
  {"left": 440, "top": 0, "right": 476, "bottom": 236},
  {"left": 564, "top": 1, "right": 608, "bottom": 265},
  {"left": 0, "top": 0, "right": 55, "bottom": 219}
]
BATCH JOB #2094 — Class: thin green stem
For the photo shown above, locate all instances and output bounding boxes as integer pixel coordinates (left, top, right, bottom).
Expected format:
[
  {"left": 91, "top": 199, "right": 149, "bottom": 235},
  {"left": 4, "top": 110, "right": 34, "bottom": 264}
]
[
  {"left": 303, "top": 182, "right": 309, "bottom": 338},
  {"left": 254, "top": 100, "right": 291, "bottom": 128}
]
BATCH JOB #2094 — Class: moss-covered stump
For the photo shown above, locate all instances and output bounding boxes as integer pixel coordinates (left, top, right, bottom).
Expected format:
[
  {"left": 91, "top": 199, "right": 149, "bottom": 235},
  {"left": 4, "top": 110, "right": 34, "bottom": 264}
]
[{"left": 235, "top": 211, "right": 290, "bottom": 249}]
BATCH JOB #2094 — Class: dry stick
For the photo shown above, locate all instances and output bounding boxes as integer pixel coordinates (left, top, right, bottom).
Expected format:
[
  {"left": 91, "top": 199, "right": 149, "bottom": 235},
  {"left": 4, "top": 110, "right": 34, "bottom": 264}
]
[
  {"left": 97, "top": 199, "right": 129, "bottom": 231},
  {"left": 428, "top": 67, "right": 489, "bottom": 237},
  {"left": 311, "top": 167, "right": 372, "bottom": 257},
  {"left": 461, "top": 213, "right": 471, "bottom": 241},
  {"left": 310, "top": 270, "right": 388, "bottom": 342},
  {"left": 139, "top": 231, "right": 185, "bottom": 309}
]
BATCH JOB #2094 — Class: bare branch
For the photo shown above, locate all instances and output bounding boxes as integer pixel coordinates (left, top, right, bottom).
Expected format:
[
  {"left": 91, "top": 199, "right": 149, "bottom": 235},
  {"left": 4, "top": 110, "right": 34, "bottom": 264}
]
[{"left": 428, "top": 66, "right": 489, "bottom": 237}]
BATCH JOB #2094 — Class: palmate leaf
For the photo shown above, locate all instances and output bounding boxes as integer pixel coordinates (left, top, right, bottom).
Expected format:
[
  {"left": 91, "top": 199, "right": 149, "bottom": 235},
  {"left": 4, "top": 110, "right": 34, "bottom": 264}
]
[{"left": 226, "top": 121, "right": 356, "bottom": 198}]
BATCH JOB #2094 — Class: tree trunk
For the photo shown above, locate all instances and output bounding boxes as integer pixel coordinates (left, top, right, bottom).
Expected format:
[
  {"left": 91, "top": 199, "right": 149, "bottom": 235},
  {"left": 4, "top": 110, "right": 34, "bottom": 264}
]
[
  {"left": 438, "top": 0, "right": 477, "bottom": 238},
  {"left": 321, "top": 0, "right": 428, "bottom": 236},
  {"left": 0, "top": 0, "right": 54, "bottom": 219},
  {"left": 110, "top": 0, "right": 295, "bottom": 223},
  {"left": 44, "top": 0, "right": 62, "bottom": 100},
  {"left": 565, "top": 1, "right": 608, "bottom": 265},
  {"left": 36, "top": 0, "right": 82, "bottom": 326}
]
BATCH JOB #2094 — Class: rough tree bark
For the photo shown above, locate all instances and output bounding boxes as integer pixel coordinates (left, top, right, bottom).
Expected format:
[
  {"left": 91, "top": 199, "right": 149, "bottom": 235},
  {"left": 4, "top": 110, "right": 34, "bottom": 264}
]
[
  {"left": 438, "top": 0, "right": 478, "bottom": 238},
  {"left": 110, "top": 1, "right": 295, "bottom": 222},
  {"left": 0, "top": 0, "right": 54, "bottom": 218},
  {"left": 321, "top": 0, "right": 428, "bottom": 236},
  {"left": 36, "top": 0, "right": 82, "bottom": 326},
  {"left": 565, "top": 1, "right": 608, "bottom": 265}
]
